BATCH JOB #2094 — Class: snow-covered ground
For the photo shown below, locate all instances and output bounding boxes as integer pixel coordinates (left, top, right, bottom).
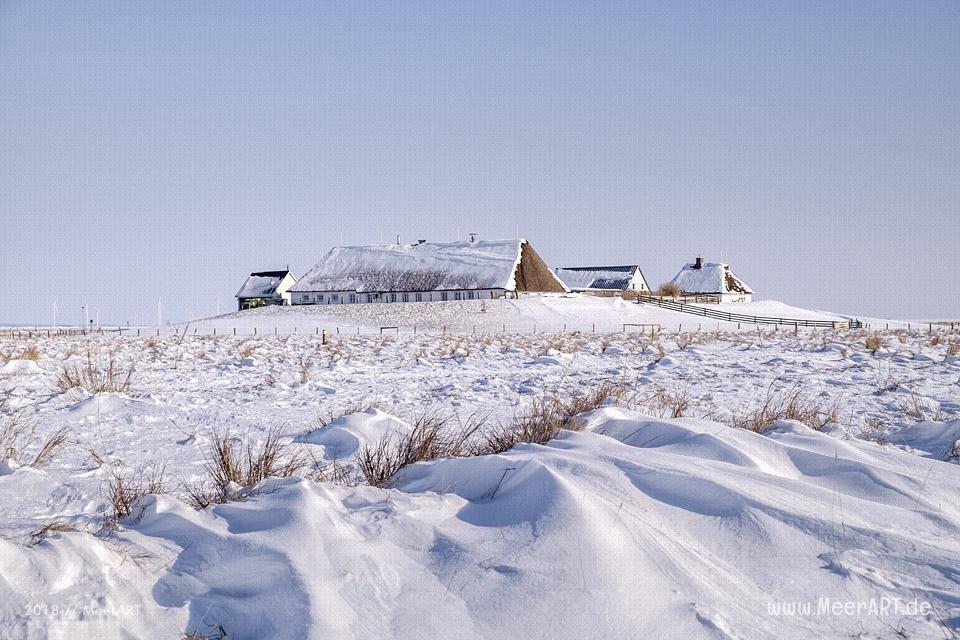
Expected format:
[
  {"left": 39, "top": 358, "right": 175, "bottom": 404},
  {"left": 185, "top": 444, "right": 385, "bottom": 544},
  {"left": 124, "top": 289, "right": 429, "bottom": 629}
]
[
  {"left": 1, "top": 301, "right": 959, "bottom": 638},
  {"left": 172, "top": 294, "right": 862, "bottom": 336}
]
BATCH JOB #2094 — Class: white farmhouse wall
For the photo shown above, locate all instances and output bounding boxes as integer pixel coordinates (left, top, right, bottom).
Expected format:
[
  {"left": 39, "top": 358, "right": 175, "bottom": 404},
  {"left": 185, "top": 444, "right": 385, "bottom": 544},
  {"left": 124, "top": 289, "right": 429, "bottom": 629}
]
[
  {"left": 293, "top": 288, "right": 509, "bottom": 305},
  {"left": 275, "top": 273, "right": 297, "bottom": 305}
]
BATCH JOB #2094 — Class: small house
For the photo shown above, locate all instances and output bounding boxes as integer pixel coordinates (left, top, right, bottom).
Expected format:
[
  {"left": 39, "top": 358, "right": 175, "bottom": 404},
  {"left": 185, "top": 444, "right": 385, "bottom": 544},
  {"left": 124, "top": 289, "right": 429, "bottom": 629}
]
[
  {"left": 668, "top": 256, "right": 753, "bottom": 303},
  {"left": 555, "top": 265, "right": 650, "bottom": 294},
  {"left": 290, "top": 238, "right": 568, "bottom": 305},
  {"left": 236, "top": 270, "right": 297, "bottom": 310}
]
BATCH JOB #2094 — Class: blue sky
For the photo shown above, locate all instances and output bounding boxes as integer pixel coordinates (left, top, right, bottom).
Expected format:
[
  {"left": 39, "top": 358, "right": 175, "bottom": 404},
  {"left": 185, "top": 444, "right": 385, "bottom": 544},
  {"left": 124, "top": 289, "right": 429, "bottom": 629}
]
[{"left": 1, "top": 1, "right": 958, "bottom": 324}]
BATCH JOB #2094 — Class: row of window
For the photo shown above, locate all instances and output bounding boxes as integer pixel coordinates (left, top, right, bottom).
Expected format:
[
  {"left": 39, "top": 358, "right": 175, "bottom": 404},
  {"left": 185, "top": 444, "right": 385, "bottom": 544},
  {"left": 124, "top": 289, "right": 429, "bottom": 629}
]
[{"left": 295, "top": 290, "right": 505, "bottom": 304}]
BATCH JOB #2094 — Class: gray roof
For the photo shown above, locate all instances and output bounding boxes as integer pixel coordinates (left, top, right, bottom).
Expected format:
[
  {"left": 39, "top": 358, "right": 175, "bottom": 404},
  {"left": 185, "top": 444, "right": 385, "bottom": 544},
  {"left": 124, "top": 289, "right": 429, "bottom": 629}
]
[
  {"left": 555, "top": 265, "right": 643, "bottom": 291},
  {"left": 236, "top": 271, "right": 294, "bottom": 299}
]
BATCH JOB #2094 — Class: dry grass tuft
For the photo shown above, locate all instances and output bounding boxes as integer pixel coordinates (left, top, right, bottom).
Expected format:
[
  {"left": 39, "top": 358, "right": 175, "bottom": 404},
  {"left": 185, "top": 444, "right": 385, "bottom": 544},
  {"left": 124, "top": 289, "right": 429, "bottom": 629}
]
[
  {"left": 29, "top": 519, "right": 90, "bottom": 545},
  {"left": 0, "top": 393, "right": 69, "bottom": 468},
  {"left": 55, "top": 351, "right": 134, "bottom": 395},
  {"left": 186, "top": 427, "right": 307, "bottom": 507},
  {"left": 477, "top": 383, "right": 623, "bottom": 456},
  {"left": 104, "top": 464, "right": 167, "bottom": 524},
  {"left": 864, "top": 333, "right": 882, "bottom": 354},
  {"left": 652, "top": 383, "right": 693, "bottom": 418},
  {"left": 856, "top": 416, "right": 890, "bottom": 446},
  {"left": 730, "top": 382, "right": 840, "bottom": 432},
  {"left": 356, "top": 410, "right": 482, "bottom": 488},
  {"left": 656, "top": 282, "right": 682, "bottom": 297},
  {"left": 15, "top": 345, "right": 40, "bottom": 361},
  {"left": 896, "top": 388, "right": 946, "bottom": 423},
  {"left": 182, "top": 625, "right": 228, "bottom": 640}
]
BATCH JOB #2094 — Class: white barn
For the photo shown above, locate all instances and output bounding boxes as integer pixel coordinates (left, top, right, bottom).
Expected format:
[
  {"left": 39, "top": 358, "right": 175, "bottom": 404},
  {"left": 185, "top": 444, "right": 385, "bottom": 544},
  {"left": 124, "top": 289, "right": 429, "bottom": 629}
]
[
  {"left": 555, "top": 265, "right": 650, "bottom": 294},
  {"left": 669, "top": 256, "right": 753, "bottom": 303},
  {"left": 290, "top": 238, "right": 568, "bottom": 305},
  {"left": 235, "top": 270, "right": 297, "bottom": 310}
]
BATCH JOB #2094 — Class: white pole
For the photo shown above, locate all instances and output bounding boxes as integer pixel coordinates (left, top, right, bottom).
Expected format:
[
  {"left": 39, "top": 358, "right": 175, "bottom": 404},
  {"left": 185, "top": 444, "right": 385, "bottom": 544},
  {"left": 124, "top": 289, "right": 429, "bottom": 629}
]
[
  {"left": 216, "top": 297, "right": 221, "bottom": 316},
  {"left": 53, "top": 300, "right": 58, "bottom": 328},
  {"left": 95, "top": 308, "right": 100, "bottom": 328},
  {"left": 157, "top": 299, "right": 162, "bottom": 327},
  {"left": 82, "top": 303, "right": 88, "bottom": 328}
]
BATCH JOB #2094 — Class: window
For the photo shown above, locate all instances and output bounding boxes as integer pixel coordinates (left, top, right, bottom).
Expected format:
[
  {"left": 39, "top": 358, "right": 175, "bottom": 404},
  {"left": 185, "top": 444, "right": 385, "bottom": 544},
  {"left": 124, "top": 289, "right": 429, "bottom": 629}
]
[
  {"left": 440, "top": 291, "right": 448, "bottom": 301},
  {"left": 454, "top": 292, "right": 462, "bottom": 301},
  {"left": 467, "top": 291, "right": 475, "bottom": 300},
  {"left": 415, "top": 293, "right": 422, "bottom": 302},
  {"left": 331, "top": 294, "right": 339, "bottom": 302},
  {"left": 349, "top": 294, "right": 356, "bottom": 303},
  {"left": 401, "top": 293, "right": 408, "bottom": 302},
  {"left": 390, "top": 293, "right": 397, "bottom": 302}
]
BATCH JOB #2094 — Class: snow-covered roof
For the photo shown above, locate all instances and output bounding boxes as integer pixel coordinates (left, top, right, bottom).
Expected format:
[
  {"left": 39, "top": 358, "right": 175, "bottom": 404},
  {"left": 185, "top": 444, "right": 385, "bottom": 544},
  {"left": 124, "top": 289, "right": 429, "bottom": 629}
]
[
  {"left": 236, "top": 271, "right": 293, "bottom": 299},
  {"left": 669, "top": 262, "right": 753, "bottom": 295},
  {"left": 292, "top": 240, "right": 531, "bottom": 293},
  {"left": 555, "top": 266, "right": 641, "bottom": 291}
]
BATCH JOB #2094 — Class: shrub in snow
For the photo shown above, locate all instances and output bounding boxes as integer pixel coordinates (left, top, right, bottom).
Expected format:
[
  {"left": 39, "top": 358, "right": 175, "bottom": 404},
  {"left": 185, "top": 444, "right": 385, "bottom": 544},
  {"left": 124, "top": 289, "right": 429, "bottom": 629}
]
[{"left": 55, "top": 350, "right": 134, "bottom": 395}]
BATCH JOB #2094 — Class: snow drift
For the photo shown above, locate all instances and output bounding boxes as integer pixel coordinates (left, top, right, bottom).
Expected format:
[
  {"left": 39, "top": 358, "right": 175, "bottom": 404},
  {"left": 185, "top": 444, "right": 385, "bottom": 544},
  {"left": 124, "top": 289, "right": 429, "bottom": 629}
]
[{"left": 3, "top": 408, "right": 958, "bottom": 639}]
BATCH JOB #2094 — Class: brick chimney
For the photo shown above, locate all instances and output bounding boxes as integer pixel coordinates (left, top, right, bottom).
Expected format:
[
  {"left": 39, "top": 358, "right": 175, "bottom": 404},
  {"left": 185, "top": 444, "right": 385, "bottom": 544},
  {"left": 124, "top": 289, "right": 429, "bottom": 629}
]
[{"left": 694, "top": 255, "right": 704, "bottom": 269}]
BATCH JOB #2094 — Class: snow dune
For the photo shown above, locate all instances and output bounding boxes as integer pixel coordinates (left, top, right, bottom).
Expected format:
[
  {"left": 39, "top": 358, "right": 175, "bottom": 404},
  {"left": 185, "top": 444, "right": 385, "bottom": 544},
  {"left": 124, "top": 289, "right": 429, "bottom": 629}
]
[{"left": 2, "top": 408, "right": 958, "bottom": 639}]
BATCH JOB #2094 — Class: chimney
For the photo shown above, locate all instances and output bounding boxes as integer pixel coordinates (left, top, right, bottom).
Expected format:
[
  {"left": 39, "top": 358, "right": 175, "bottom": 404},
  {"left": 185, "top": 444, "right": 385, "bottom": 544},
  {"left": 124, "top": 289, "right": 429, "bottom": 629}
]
[
  {"left": 694, "top": 255, "right": 704, "bottom": 269},
  {"left": 396, "top": 234, "right": 400, "bottom": 245},
  {"left": 417, "top": 239, "right": 426, "bottom": 245},
  {"left": 469, "top": 233, "right": 477, "bottom": 243}
]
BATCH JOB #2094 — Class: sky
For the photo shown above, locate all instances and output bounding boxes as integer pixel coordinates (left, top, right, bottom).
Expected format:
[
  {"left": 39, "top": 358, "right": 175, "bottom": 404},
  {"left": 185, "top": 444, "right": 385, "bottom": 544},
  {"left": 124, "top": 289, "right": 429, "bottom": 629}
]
[{"left": 1, "top": 0, "right": 958, "bottom": 325}]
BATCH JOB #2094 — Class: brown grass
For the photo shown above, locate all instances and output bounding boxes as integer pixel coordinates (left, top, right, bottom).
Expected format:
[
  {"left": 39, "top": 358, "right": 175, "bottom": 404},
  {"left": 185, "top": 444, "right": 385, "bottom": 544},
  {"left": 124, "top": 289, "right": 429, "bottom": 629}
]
[
  {"left": 729, "top": 382, "right": 840, "bottom": 432},
  {"left": 0, "top": 393, "right": 69, "bottom": 468},
  {"left": 864, "top": 334, "right": 882, "bottom": 354},
  {"left": 29, "top": 519, "right": 90, "bottom": 545},
  {"left": 897, "top": 388, "right": 946, "bottom": 423},
  {"left": 55, "top": 351, "right": 134, "bottom": 395},
  {"left": 656, "top": 282, "right": 682, "bottom": 297},
  {"left": 104, "top": 464, "right": 167, "bottom": 524},
  {"left": 186, "top": 427, "right": 307, "bottom": 507},
  {"left": 14, "top": 345, "right": 40, "bottom": 361},
  {"left": 356, "top": 410, "right": 480, "bottom": 488},
  {"left": 477, "top": 384, "right": 623, "bottom": 456}
]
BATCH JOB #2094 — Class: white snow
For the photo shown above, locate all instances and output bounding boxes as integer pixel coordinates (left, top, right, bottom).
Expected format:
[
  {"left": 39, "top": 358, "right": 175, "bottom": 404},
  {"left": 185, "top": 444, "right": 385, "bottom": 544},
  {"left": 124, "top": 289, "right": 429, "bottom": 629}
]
[
  {"left": 236, "top": 274, "right": 286, "bottom": 299},
  {"left": 1, "top": 316, "right": 959, "bottom": 638},
  {"left": 291, "top": 239, "right": 527, "bottom": 293},
  {"left": 671, "top": 261, "right": 753, "bottom": 294}
]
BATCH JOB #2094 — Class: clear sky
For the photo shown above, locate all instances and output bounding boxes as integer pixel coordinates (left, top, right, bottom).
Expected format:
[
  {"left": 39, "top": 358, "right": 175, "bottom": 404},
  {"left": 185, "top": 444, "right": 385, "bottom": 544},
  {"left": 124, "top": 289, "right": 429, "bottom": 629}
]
[{"left": 1, "top": 1, "right": 957, "bottom": 325}]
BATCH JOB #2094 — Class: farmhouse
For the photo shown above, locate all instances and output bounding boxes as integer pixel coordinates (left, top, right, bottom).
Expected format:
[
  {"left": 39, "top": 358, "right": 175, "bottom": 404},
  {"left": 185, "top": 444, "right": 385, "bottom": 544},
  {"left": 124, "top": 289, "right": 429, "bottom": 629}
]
[
  {"left": 290, "top": 238, "right": 568, "bottom": 305},
  {"left": 669, "top": 256, "right": 753, "bottom": 303},
  {"left": 235, "top": 270, "right": 297, "bottom": 310},
  {"left": 555, "top": 265, "right": 650, "bottom": 294}
]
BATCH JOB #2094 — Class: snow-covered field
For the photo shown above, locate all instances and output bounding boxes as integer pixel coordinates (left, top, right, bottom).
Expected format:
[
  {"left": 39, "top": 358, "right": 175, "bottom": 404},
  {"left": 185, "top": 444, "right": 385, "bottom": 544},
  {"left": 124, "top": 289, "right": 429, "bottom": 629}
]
[
  {"left": 176, "top": 294, "right": 860, "bottom": 335},
  {"left": 1, "top": 298, "right": 959, "bottom": 639}
]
